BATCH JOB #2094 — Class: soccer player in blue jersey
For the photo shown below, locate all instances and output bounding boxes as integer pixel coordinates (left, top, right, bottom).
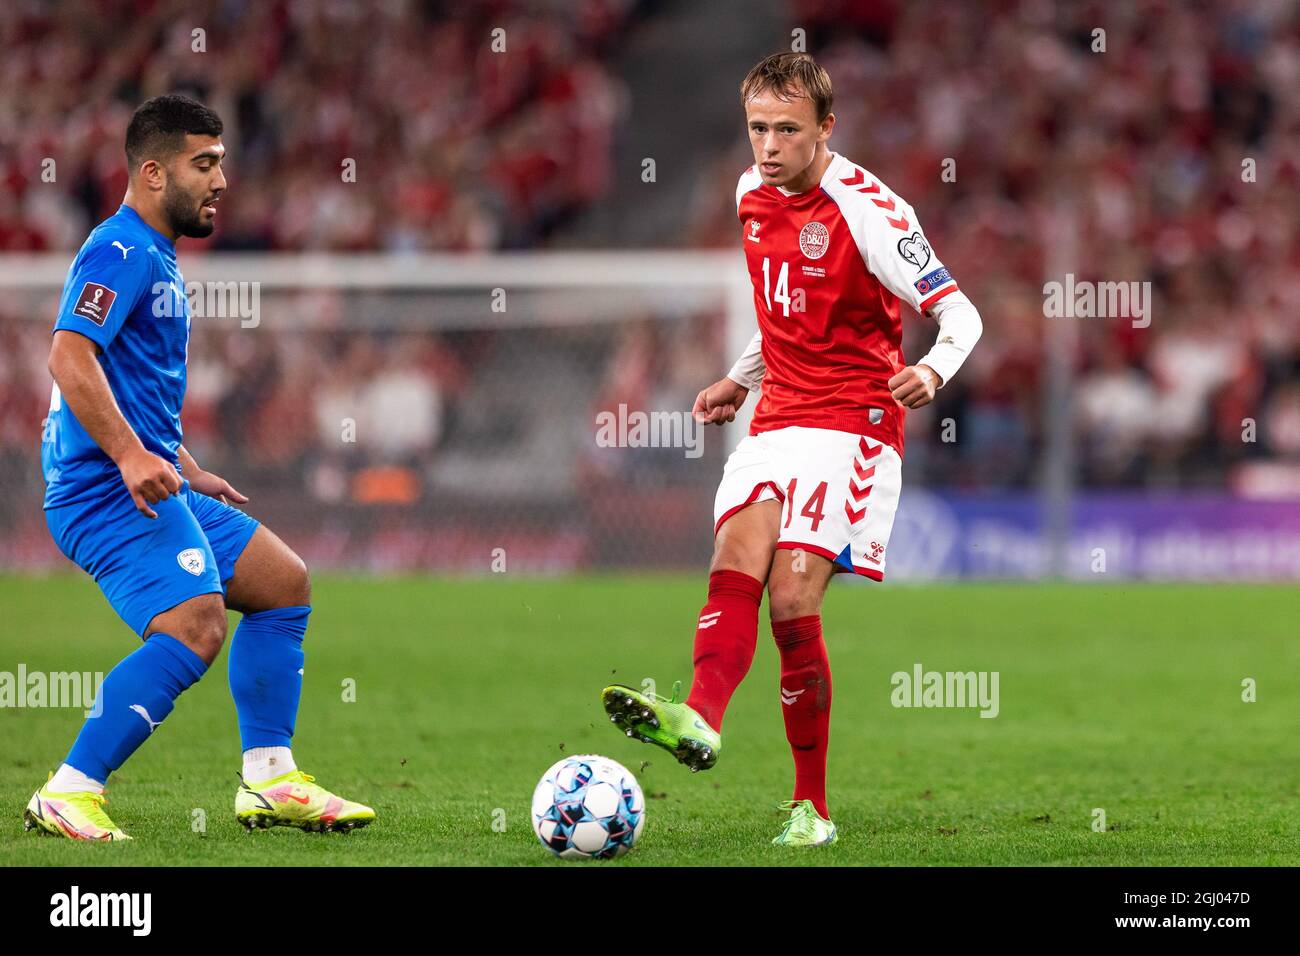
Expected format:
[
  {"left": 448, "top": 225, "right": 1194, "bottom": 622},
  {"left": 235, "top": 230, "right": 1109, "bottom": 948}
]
[{"left": 24, "top": 95, "right": 374, "bottom": 840}]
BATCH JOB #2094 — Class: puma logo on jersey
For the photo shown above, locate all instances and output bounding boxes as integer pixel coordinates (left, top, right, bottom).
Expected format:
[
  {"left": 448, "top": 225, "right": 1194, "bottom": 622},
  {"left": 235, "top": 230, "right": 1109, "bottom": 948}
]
[
  {"left": 698, "top": 611, "right": 722, "bottom": 630},
  {"left": 111, "top": 241, "right": 135, "bottom": 259},
  {"left": 780, "top": 687, "right": 806, "bottom": 706},
  {"left": 130, "top": 704, "right": 162, "bottom": 733}
]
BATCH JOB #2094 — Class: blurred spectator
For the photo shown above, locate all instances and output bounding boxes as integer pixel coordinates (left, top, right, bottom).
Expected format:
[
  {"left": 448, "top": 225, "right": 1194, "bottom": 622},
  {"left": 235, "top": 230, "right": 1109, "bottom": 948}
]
[
  {"left": 0, "top": 0, "right": 1298, "bottom": 544},
  {"left": 0, "top": 0, "right": 635, "bottom": 252},
  {"left": 690, "top": 0, "right": 1300, "bottom": 489}
]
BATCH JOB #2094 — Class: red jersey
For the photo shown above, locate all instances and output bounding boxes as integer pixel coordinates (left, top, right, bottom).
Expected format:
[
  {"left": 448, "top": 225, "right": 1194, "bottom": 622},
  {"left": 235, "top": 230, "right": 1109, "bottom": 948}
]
[{"left": 736, "top": 151, "right": 961, "bottom": 457}]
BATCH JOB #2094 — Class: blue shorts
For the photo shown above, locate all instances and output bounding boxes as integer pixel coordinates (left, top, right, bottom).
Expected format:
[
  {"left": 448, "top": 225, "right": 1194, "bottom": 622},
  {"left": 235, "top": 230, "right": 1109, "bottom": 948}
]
[{"left": 46, "top": 481, "right": 260, "bottom": 637}]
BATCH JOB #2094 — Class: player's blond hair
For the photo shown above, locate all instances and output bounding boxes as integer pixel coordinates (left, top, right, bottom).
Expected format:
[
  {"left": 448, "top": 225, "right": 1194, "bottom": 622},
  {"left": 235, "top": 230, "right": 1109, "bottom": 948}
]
[{"left": 741, "top": 53, "right": 834, "bottom": 122}]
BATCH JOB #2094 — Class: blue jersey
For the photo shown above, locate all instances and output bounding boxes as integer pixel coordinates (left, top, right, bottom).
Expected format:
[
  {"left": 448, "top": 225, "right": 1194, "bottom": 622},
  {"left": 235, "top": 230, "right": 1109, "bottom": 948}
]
[{"left": 42, "top": 205, "right": 191, "bottom": 509}]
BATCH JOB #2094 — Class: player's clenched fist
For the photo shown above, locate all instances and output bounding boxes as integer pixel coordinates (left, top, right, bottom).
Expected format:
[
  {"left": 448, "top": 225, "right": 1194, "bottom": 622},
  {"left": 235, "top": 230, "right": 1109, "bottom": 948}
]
[
  {"left": 116, "top": 446, "right": 183, "bottom": 518},
  {"left": 888, "top": 364, "right": 942, "bottom": 409},
  {"left": 693, "top": 377, "right": 750, "bottom": 425}
]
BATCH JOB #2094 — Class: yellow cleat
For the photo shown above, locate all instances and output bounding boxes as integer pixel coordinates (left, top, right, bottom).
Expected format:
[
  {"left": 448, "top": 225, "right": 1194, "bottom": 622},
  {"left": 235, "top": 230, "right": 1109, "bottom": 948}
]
[
  {"left": 235, "top": 770, "right": 375, "bottom": 833},
  {"left": 771, "top": 799, "right": 837, "bottom": 847},
  {"left": 24, "top": 777, "right": 132, "bottom": 842}
]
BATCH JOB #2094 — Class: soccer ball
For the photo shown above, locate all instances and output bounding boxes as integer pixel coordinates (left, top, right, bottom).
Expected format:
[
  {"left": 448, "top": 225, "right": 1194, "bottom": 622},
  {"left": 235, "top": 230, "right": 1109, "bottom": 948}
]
[{"left": 531, "top": 754, "right": 645, "bottom": 859}]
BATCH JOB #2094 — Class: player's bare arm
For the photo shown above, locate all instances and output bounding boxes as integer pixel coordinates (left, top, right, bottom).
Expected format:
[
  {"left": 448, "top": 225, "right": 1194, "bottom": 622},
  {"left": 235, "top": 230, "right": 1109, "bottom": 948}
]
[
  {"left": 47, "top": 329, "right": 181, "bottom": 518},
  {"left": 177, "top": 444, "right": 247, "bottom": 505}
]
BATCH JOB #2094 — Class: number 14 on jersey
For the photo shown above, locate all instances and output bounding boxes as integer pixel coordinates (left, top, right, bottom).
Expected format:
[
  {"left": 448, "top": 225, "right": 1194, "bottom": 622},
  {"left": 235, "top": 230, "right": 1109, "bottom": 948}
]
[{"left": 761, "top": 257, "right": 803, "bottom": 317}]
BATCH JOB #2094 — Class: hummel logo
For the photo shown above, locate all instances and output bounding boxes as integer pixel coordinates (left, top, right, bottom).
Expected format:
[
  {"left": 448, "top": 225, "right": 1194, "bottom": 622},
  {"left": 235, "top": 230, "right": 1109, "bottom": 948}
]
[
  {"left": 780, "top": 687, "right": 805, "bottom": 706},
  {"left": 747, "top": 219, "right": 761, "bottom": 242},
  {"left": 129, "top": 703, "right": 161, "bottom": 733},
  {"left": 111, "top": 241, "right": 135, "bottom": 259},
  {"left": 698, "top": 610, "right": 722, "bottom": 630}
]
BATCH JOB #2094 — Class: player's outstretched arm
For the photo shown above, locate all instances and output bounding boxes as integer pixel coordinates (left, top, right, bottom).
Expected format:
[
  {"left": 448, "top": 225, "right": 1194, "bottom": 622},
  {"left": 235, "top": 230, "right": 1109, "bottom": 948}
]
[{"left": 48, "top": 329, "right": 182, "bottom": 518}]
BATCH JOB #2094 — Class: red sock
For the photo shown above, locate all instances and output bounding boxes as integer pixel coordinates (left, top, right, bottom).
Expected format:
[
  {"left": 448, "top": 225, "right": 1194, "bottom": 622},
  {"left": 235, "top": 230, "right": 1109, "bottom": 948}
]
[
  {"left": 773, "top": 615, "right": 831, "bottom": 819},
  {"left": 684, "top": 570, "right": 764, "bottom": 731}
]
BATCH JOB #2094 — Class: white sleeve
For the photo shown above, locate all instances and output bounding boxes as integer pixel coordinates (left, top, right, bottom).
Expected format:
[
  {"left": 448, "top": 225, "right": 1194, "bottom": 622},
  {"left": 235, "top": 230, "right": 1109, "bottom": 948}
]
[
  {"left": 726, "top": 330, "right": 765, "bottom": 390},
  {"left": 824, "top": 166, "right": 961, "bottom": 314},
  {"left": 824, "top": 164, "right": 978, "bottom": 385},
  {"left": 915, "top": 290, "right": 982, "bottom": 386}
]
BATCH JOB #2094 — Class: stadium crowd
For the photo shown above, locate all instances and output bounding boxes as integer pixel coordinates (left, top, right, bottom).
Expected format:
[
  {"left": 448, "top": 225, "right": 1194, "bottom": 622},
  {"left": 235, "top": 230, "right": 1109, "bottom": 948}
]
[
  {"left": 684, "top": 0, "right": 1300, "bottom": 489},
  {"left": 1, "top": 0, "right": 1297, "bottom": 535}
]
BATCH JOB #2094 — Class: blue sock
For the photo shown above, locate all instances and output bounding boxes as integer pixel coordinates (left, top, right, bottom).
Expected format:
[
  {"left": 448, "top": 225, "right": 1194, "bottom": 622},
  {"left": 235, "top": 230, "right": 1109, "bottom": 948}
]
[
  {"left": 228, "top": 605, "right": 309, "bottom": 750},
  {"left": 66, "top": 633, "right": 208, "bottom": 783}
]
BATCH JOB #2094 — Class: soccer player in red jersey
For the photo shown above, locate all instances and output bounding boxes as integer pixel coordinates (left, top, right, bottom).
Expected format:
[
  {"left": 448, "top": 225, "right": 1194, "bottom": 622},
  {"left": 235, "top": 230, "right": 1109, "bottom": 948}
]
[{"left": 603, "top": 53, "right": 983, "bottom": 846}]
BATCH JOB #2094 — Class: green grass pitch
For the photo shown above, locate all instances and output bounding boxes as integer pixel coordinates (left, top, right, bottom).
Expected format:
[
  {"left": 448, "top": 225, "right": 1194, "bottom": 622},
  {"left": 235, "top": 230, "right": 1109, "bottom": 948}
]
[{"left": 1, "top": 574, "right": 1297, "bottom": 866}]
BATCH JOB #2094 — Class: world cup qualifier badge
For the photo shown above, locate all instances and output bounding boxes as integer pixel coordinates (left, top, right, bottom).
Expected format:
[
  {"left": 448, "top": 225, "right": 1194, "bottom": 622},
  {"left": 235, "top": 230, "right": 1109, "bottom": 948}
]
[
  {"left": 72, "top": 282, "right": 117, "bottom": 326},
  {"left": 799, "top": 221, "right": 830, "bottom": 259}
]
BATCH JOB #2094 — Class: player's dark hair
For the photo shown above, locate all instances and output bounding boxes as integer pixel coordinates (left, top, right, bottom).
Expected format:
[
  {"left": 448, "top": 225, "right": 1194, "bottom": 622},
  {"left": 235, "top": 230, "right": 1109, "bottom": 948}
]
[
  {"left": 125, "top": 94, "right": 223, "bottom": 171},
  {"left": 741, "top": 53, "right": 834, "bottom": 122}
]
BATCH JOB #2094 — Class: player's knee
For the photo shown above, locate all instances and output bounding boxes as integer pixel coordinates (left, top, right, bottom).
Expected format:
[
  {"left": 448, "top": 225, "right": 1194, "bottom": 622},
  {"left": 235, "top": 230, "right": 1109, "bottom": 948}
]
[
  {"left": 176, "top": 599, "right": 229, "bottom": 663},
  {"left": 284, "top": 552, "right": 311, "bottom": 606},
  {"left": 710, "top": 532, "right": 772, "bottom": 579},
  {"left": 710, "top": 543, "right": 762, "bottom": 577},
  {"left": 766, "top": 577, "right": 822, "bottom": 622}
]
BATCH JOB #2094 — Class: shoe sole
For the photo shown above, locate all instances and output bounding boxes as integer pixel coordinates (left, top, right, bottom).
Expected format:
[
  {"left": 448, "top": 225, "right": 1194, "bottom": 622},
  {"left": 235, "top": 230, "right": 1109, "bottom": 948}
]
[
  {"left": 601, "top": 687, "right": 717, "bottom": 772},
  {"left": 773, "top": 832, "right": 838, "bottom": 847},
  {"left": 237, "top": 812, "right": 374, "bottom": 834},
  {"left": 22, "top": 807, "right": 54, "bottom": 836}
]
